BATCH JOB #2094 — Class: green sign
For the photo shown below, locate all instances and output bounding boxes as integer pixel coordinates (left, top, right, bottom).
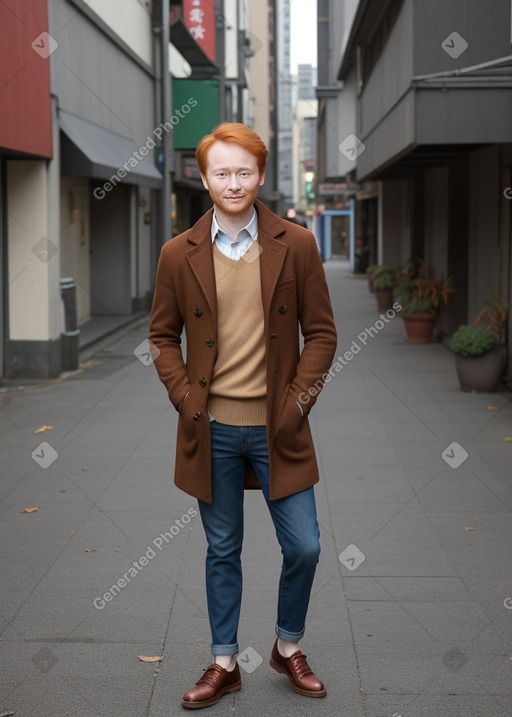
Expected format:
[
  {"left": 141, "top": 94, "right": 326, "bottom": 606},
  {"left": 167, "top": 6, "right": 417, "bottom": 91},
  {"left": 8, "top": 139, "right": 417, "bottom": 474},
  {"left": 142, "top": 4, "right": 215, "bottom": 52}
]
[{"left": 171, "top": 79, "right": 219, "bottom": 150}]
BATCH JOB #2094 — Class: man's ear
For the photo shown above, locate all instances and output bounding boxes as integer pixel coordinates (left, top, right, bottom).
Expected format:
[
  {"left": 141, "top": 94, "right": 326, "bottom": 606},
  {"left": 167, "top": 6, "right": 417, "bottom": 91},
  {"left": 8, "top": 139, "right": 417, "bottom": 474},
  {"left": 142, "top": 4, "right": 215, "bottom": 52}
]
[
  {"left": 200, "top": 174, "right": 209, "bottom": 190},
  {"left": 258, "top": 171, "right": 265, "bottom": 187}
]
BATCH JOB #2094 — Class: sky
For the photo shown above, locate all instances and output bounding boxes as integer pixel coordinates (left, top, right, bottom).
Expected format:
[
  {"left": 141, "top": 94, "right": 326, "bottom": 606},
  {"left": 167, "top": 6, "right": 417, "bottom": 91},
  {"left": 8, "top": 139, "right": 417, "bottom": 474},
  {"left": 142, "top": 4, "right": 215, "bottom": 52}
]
[{"left": 290, "top": 0, "right": 317, "bottom": 73}]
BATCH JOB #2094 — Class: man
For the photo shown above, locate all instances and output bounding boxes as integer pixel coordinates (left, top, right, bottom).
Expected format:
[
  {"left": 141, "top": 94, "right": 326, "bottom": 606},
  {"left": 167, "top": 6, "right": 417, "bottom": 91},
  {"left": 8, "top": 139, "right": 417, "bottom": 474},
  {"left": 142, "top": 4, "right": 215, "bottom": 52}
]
[{"left": 149, "top": 123, "right": 337, "bottom": 709}]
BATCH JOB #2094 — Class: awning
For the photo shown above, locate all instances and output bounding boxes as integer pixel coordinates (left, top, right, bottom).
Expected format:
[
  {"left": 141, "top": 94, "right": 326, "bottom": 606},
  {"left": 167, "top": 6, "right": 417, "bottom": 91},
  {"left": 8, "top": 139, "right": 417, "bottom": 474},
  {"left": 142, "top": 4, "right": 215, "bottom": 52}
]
[
  {"left": 170, "top": 19, "right": 219, "bottom": 76},
  {"left": 59, "top": 110, "right": 162, "bottom": 188}
]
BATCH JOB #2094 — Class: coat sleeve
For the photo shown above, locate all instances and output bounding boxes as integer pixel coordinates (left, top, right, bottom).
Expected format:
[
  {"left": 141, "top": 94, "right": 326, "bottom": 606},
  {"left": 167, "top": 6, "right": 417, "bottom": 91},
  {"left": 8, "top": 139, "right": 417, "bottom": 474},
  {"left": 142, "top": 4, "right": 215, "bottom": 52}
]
[
  {"left": 148, "top": 245, "right": 191, "bottom": 410},
  {"left": 289, "top": 234, "right": 337, "bottom": 415}
]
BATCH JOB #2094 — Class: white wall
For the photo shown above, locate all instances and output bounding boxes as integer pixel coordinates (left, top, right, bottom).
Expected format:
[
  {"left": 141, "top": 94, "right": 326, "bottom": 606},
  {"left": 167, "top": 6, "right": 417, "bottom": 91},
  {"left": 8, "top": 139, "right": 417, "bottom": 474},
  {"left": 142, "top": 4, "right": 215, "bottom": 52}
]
[
  {"left": 7, "top": 161, "right": 61, "bottom": 341},
  {"left": 224, "top": 0, "right": 239, "bottom": 80},
  {"left": 88, "top": 0, "right": 153, "bottom": 66},
  {"left": 60, "top": 177, "right": 91, "bottom": 326}
]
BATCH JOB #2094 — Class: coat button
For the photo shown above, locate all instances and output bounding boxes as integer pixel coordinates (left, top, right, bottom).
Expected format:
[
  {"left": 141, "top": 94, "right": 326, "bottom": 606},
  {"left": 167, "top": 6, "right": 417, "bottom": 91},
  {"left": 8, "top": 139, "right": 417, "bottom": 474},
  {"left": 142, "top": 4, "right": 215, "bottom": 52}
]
[
  {"left": 271, "top": 333, "right": 278, "bottom": 339},
  {"left": 199, "top": 377, "right": 207, "bottom": 387},
  {"left": 193, "top": 411, "right": 202, "bottom": 421},
  {"left": 194, "top": 308, "right": 203, "bottom": 317},
  {"left": 278, "top": 305, "right": 287, "bottom": 314},
  {"left": 206, "top": 338, "right": 214, "bottom": 347}
]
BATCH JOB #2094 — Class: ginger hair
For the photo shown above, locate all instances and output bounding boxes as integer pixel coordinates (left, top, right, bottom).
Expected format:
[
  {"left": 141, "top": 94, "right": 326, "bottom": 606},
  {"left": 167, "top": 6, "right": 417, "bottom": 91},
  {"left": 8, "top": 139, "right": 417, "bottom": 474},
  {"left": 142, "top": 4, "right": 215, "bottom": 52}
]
[{"left": 196, "top": 123, "right": 268, "bottom": 176}]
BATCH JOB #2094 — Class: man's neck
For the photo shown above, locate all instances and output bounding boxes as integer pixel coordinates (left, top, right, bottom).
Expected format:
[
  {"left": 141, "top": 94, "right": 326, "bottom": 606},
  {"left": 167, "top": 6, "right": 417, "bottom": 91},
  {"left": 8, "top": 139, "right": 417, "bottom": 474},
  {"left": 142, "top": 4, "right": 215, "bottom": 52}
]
[{"left": 214, "top": 205, "right": 254, "bottom": 242}]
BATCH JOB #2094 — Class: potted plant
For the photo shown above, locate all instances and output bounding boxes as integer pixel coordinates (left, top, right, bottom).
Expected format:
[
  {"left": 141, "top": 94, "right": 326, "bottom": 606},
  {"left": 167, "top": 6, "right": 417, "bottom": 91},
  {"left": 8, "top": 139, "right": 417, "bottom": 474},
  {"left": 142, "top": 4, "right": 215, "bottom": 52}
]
[
  {"left": 366, "top": 264, "right": 379, "bottom": 293},
  {"left": 394, "top": 261, "right": 454, "bottom": 343},
  {"left": 372, "top": 265, "right": 396, "bottom": 312},
  {"left": 451, "top": 325, "right": 503, "bottom": 392}
]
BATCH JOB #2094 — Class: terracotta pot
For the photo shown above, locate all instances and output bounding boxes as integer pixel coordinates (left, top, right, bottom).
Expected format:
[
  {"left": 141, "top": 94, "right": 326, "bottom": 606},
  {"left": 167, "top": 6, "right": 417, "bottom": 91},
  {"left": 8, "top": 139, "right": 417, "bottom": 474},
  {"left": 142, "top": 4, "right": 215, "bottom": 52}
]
[
  {"left": 454, "top": 346, "right": 505, "bottom": 392},
  {"left": 375, "top": 289, "right": 393, "bottom": 312},
  {"left": 402, "top": 312, "right": 437, "bottom": 343}
]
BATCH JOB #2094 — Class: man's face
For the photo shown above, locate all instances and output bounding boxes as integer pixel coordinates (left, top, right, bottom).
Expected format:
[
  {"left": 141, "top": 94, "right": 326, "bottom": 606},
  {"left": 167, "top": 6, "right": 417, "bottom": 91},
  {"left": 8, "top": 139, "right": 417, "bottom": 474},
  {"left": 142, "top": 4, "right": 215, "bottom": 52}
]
[{"left": 201, "top": 140, "right": 265, "bottom": 218}]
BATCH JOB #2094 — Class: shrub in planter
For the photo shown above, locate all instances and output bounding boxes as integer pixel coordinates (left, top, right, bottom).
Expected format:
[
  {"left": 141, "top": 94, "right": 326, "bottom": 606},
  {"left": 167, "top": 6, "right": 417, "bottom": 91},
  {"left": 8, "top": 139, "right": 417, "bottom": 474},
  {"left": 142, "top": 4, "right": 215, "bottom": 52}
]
[
  {"left": 451, "top": 325, "right": 503, "bottom": 392},
  {"left": 394, "top": 261, "right": 454, "bottom": 343},
  {"left": 451, "top": 325, "right": 497, "bottom": 357},
  {"left": 366, "top": 264, "right": 379, "bottom": 293},
  {"left": 372, "top": 266, "right": 396, "bottom": 312}
]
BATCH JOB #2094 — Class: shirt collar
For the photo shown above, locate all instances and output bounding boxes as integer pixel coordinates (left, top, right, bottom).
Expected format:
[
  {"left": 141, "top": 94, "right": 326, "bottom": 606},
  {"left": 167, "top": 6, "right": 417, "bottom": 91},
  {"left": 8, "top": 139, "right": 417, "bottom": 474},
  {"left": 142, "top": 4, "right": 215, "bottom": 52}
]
[{"left": 211, "top": 207, "right": 258, "bottom": 243}]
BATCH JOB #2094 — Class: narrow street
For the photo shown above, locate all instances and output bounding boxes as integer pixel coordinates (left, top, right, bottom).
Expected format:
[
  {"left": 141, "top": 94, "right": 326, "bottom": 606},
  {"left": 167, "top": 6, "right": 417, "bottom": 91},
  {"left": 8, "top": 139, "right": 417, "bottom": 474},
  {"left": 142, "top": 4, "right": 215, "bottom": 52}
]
[{"left": 1, "top": 260, "right": 511, "bottom": 716}]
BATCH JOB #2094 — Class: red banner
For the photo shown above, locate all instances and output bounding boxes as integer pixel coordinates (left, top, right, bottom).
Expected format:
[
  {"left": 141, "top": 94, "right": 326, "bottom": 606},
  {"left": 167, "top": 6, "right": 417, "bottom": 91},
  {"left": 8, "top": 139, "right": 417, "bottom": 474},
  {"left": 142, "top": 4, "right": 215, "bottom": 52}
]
[{"left": 183, "top": 0, "right": 216, "bottom": 63}]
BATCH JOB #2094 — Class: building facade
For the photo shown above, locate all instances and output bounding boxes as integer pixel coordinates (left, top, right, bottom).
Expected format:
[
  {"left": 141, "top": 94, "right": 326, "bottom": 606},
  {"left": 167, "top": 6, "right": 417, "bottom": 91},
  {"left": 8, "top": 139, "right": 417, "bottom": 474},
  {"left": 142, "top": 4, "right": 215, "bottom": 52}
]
[
  {"left": 1, "top": 0, "right": 164, "bottom": 379},
  {"left": 1, "top": 0, "right": 270, "bottom": 379},
  {"left": 317, "top": 0, "right": 512, "bottom": 384}
]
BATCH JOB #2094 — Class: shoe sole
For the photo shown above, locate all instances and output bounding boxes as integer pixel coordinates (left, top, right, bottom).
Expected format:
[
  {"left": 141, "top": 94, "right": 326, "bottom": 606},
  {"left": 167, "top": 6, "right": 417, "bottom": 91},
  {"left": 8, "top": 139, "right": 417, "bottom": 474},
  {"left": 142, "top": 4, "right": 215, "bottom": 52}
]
[
  {"left": 269, "top": 658, "right": 327, "bottom": 698},
  {"left": 181, "top": 681, "right": 241, "bottom": 709}
]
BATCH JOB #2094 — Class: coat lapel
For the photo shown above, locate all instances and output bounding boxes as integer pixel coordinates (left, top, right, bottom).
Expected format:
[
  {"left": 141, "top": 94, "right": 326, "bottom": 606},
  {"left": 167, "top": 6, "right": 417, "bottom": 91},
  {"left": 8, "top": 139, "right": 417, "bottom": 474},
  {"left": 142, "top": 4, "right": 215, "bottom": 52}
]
[
  {"left": 185, "top": 209, "right": 218, "bottom": 325},
  {"left": 255, "top": 200, "right": 288, "bottom": 321}
]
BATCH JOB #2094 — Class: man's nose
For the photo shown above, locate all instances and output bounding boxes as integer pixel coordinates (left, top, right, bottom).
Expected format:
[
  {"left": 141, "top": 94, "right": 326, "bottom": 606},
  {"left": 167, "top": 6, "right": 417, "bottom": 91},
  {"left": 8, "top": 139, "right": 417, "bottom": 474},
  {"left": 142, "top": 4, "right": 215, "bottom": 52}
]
[{"left": 227, "top": 174, "right": 241, "bottom": 190}]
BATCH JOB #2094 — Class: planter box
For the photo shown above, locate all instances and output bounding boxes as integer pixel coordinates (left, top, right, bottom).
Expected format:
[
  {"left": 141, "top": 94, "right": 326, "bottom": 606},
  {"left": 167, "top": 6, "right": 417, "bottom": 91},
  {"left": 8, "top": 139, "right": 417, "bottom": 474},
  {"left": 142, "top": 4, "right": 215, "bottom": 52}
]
[
  {"left": 455, "top": 346, "right": 505, "bottom": 392},
  {"left": 402, "top": 313, "right": 437, "bottom": 343},
  {"left": 375, "top": 289, "right": 393, "bottom": 312}
]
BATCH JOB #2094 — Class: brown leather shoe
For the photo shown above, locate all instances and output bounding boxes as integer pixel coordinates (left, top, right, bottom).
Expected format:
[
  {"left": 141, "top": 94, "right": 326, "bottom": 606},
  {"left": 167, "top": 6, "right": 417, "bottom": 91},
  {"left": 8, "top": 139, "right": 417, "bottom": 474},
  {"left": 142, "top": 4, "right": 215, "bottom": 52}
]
[
  {"left": 269, "top": 640, "right": 326, "bottom": 697},
  {"left": 181, "top": 662, "right": 241, "bottom": 709}
]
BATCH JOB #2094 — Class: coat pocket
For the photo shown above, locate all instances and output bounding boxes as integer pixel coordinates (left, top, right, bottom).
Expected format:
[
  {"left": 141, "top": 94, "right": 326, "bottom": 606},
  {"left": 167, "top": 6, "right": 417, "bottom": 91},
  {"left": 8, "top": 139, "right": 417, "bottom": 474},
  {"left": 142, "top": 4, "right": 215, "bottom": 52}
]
[
  {"left": 273, "top": 391, "right": 309, "bottom": 460},
  {"left": 275, "top": 277, "right": 296, "bottom": 290}
]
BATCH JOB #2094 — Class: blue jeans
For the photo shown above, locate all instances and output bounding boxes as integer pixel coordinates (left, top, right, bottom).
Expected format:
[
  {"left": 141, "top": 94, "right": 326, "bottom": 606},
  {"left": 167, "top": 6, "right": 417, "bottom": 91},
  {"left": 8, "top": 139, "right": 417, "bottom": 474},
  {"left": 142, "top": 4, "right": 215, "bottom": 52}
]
[{"left": 198, "top": 421, "right": 321, "bottom": 656}]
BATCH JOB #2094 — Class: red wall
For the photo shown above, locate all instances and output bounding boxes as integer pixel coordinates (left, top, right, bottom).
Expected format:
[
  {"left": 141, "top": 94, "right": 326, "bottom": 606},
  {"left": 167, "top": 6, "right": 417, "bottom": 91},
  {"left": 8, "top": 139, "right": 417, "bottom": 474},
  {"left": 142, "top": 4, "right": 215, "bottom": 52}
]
[{"left": 0, "top": 0, "right": 53, "bottom": 158}]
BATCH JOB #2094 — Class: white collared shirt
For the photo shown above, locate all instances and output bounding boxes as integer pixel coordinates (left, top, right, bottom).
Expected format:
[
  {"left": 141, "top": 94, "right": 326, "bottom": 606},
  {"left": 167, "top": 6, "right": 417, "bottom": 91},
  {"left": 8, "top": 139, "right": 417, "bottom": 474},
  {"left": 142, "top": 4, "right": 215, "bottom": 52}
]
[{"left": 211, "top": 208, "right": 258, "bottom": 260}]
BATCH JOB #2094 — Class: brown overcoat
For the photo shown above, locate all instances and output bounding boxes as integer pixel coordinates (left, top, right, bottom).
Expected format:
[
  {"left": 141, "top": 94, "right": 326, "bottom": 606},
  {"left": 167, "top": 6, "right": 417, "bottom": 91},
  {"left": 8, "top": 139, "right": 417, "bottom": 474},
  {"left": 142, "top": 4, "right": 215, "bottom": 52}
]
[{"left": 148, "top": 199, "right": 337, "bottom": 503}]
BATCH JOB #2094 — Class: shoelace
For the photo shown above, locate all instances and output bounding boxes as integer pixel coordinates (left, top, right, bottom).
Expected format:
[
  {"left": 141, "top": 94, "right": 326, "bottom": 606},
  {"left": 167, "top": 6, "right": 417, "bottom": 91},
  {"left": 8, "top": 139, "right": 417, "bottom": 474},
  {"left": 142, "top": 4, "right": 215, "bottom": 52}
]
[
  {"left": 289, "top": 652, "right": 313, "bottom": 679},
  {"left": 198, "top": 664, "right": 225, "bottom": 688}
]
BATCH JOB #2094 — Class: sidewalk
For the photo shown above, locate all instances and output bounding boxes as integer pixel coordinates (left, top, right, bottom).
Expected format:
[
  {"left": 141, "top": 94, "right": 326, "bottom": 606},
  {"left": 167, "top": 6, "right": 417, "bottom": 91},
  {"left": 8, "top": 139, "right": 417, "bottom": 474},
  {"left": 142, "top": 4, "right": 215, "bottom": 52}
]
[{"left": 1, "top": 260, "right": 512, "bottom": 717}]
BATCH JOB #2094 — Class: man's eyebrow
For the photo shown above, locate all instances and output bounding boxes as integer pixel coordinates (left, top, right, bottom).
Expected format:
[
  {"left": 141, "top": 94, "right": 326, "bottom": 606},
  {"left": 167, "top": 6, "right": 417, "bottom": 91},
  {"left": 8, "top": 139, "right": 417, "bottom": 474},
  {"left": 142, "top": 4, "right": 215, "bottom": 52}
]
[{"left": 210, "top": 166, "right": 254, "bottom": 172}]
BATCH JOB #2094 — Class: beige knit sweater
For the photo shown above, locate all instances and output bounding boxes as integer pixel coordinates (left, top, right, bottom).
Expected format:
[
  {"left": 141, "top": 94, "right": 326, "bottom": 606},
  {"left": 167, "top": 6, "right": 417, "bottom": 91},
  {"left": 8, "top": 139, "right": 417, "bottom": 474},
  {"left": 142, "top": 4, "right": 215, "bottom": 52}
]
[{"left": 207, "top": 241, "right": 267, "bottom": 425}]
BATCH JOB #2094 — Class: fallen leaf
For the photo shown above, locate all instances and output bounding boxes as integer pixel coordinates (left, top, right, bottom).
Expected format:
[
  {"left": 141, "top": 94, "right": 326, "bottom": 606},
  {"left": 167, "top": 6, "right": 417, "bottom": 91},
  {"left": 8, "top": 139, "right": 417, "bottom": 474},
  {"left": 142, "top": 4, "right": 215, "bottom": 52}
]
[
  {"left": 465, "top": 526, "right": 474, "bottom": 531},
  {"left": 70, "top": 531, "right": 75, "bottom": 535},
  {"left": 487, "top": 406, "right": 498, "bottom": 411},
  {"left": 196, "top": 639, "right": 202, "bottom": 642},
  {"left": 138, "top": 655, "right": 162, "bottom": 662},
  {"left": 20, "top": 507, "right": 39, "bottom": 513},
  {"left": 0, "top": 711, "right": 16, "bottom": 716},
  {"left": 34, "top": 425, "right": 54, "bottom": 434},
  {"left": 84, "top": 548, "right": 96, "bottom": 553},
  {"left": 504, "top": 437, "right": 512, "bottom": 442}
]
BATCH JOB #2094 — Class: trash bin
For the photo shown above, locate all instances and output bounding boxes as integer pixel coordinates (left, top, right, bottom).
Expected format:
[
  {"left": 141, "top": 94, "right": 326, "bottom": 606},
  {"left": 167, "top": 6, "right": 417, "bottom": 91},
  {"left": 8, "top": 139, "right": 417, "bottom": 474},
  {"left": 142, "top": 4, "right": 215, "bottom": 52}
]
[{"left": 60, "top": 277, "right": 80, "bottom": 371}]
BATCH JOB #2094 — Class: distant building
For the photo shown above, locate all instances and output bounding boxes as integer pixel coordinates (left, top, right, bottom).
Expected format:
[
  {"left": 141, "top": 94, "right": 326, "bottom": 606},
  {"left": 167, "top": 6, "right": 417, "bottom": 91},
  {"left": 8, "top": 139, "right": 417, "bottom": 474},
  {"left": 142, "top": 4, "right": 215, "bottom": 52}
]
[
  {"left": 275, "top": 0, "right": 294, "bottom": 207},
  {"left": 297, "top": 64, "right": 316, "bottom": 100}
]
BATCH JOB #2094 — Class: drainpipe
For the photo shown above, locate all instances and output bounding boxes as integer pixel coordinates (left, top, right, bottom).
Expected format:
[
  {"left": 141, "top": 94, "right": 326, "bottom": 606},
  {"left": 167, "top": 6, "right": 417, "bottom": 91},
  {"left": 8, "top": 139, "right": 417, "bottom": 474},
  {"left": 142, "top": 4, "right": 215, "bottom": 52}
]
[{"left": 161, "top": 0, "right": 172, "bottom": 243}]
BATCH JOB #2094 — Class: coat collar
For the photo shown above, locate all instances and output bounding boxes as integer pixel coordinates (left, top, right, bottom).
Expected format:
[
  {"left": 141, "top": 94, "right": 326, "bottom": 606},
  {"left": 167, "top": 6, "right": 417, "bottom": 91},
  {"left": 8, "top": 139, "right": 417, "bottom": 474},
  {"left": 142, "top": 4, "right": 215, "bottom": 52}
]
[
  {"left": 184, "top": 200, "right": 290, "bottom": 325},
  {"left": 185, "top": 199, "right": 288, "bottom": 245}
]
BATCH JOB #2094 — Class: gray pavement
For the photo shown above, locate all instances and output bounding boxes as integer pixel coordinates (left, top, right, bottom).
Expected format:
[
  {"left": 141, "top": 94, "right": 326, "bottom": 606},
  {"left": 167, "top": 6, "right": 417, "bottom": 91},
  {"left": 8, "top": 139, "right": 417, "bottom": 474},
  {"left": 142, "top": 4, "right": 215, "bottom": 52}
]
[{"left": 1, "top": 260, "right": 512, "bottom": 717}]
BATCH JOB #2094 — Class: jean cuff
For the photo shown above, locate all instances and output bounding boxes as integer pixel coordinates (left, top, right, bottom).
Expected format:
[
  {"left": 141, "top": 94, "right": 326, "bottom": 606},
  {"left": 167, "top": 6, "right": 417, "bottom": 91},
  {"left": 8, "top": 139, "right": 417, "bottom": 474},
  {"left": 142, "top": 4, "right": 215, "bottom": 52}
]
[
  {"left": 275, "top": 623, "right": 305, "bottom": 642},
  {"left": 211, "top": 642, "right": 239, "bottom": 656}
]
